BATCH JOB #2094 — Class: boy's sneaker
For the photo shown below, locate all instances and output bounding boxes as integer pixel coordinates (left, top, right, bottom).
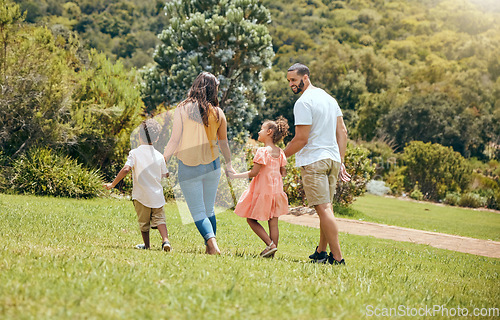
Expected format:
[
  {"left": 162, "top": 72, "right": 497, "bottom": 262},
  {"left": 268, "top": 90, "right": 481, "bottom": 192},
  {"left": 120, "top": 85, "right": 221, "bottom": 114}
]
[
  {"left": 328, "top": 252, "right": 345, "bottom": 265},
  {"left": 162, "top": 240, "right": 171, "bottom": 252},
  {"left": 309, "top": 247, "right": 328, "bottom": 264},
  {"left": 135, "top": 244, "right": 148, "bottom": 250}
]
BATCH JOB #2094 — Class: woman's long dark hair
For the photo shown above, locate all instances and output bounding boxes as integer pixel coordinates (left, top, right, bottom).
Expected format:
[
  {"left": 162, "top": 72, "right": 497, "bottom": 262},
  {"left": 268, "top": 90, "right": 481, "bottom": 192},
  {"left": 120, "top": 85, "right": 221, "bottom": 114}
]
[{"left": 181, "top": 72, "right": 220, "bottom": 127}]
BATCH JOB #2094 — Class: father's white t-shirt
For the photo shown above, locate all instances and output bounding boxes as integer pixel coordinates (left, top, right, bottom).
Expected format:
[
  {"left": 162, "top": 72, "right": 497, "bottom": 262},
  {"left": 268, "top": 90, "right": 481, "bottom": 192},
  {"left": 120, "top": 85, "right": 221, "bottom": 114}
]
[
  {"left": 125, "top": 144, "right": 168, "bottom": 208},
  {"left": 293, "top": 87, "right": 343, "bottom": 167}
]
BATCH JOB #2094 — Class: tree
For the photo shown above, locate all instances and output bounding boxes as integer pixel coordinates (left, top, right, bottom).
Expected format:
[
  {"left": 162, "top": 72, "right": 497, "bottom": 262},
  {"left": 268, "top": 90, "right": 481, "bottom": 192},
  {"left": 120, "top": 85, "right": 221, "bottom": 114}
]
[
  {"left": 0, "top": 3, "right": 76, "bottom": 158},
  {"left": 70, "top": 49, "right": 144, "bottom": 178},
  {"left": 142, "top": 0, "right": 274, "bottom": 137},
  {"left": 0, "top": 1, "right": 144, "bottom": 181},
  {"left": 379, "top": 92, "right": 468, "bottom": 154},
  {"left": 0, "top": 0, "right": 24, "bottom": 80}
]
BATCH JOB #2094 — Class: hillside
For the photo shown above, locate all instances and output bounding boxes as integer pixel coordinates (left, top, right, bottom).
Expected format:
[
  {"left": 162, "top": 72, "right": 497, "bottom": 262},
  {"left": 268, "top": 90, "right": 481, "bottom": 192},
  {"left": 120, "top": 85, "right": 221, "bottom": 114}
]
[
  {"left": 12, "top": 0, "right": 500, "bottom": 159},
  {"left": 14, "top": 0, "right": 167, "bottom": 68},
  {"left": 257, "top": 0, "right": 500, "bottom": 159}
]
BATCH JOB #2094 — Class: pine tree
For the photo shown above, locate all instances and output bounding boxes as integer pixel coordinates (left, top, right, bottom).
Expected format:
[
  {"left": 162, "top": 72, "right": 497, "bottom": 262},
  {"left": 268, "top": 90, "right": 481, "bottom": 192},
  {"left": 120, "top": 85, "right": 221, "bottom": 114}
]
[{"left": 142, "top": 0, "right": 274, "bottom": 137}]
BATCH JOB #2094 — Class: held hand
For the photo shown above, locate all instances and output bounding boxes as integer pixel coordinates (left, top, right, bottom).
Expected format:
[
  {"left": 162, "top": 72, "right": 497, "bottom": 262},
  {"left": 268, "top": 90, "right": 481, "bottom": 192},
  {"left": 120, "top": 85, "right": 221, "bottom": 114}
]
[
  {"left": 225, "top": 163, "right": 236, "bottom": 175},
  {"left": 103, "top": 183, "right": 113, "bottom": 190},
  {"left": 339, "top": 163, "right": 351, "bottom": 182},
  {"left": 225, "top": 169, "right": 236, "bottom": 179}
]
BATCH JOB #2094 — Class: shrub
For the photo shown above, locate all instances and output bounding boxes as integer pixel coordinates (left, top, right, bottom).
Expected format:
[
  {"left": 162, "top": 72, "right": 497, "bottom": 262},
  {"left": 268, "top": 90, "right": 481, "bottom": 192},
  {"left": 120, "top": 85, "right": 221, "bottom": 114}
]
[
  {"left": 11, "top": 147, "right": 103, "bottom": 198},
  {"left": 334, "top": 143, "right": 376, "bottom": 206},
  {"left": 385, "top": 166, "right": 406, "bottom": 196},
  {"left": 476, "top": 188, "right": 500, "bottom": 210},
  {"left": 0, "top": 151, "right": 10, "bottom": 192},
  {"left": 486, "top": 191, "right": 500, "bottom": 210},
  {"left": 467, "top": 169, "right": 500, "bottom": 210},
  {"left": 410, "top": 183, "right": 424, "bottom": 201},
  {"left": 402, "top": 141, "right": 471, "bottom": 200},
  {"left": 458, "top": 192, "right": 487, "bottom": 208},
  {"left": 366, "top": 180, "right": 390, "bottom": 196},
  {"left": 444, "top": 192, "right": 461, "bottom": 206}
]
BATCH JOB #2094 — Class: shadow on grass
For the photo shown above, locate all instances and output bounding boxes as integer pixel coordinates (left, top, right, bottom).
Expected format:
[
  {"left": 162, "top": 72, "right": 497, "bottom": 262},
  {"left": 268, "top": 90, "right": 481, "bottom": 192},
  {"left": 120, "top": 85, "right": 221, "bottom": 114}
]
[{"left": 100, "top": 243, "right": 308, "bottom": 263}]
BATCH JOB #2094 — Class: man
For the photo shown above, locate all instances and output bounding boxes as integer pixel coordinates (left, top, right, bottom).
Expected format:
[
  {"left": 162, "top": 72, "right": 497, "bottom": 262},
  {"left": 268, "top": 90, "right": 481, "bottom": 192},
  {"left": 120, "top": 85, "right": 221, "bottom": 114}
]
[{"left": 284, "top": 63, "right": 351, "bottom": 265}]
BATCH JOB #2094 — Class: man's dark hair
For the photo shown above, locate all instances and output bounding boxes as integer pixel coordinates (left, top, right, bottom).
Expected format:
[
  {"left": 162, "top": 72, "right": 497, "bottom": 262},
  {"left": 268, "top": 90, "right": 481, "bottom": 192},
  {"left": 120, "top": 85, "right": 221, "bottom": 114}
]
[{"left": 288, "top": 63, "right": 310, "bottom": 77}]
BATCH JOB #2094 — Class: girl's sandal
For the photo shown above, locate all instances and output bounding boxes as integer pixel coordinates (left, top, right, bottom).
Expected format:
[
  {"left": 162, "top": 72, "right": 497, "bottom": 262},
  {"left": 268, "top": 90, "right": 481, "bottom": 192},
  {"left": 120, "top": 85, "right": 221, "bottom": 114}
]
[{"left": 260, "top": 241, "right": 278, "bottom": 258}]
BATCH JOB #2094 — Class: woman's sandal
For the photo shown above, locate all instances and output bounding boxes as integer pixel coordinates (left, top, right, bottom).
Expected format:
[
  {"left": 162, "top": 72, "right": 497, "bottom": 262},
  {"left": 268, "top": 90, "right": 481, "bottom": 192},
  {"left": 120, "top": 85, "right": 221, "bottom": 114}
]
[{"left": 260, "top": 241, "right": 278, "bottom": 258}]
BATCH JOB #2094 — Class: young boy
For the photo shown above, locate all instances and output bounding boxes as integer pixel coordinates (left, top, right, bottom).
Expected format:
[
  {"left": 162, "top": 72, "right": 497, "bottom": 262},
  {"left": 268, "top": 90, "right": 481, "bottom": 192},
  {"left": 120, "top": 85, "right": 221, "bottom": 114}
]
[{"left": 104, "top": 119, "right": 171, "bottom": 251}]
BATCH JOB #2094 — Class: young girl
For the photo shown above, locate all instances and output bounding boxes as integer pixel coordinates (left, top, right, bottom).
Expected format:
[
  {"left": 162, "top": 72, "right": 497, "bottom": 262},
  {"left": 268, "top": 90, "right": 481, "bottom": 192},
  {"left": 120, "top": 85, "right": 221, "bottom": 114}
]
[{"left": 229, "top": 116, "right": 289, "bottom": 257}]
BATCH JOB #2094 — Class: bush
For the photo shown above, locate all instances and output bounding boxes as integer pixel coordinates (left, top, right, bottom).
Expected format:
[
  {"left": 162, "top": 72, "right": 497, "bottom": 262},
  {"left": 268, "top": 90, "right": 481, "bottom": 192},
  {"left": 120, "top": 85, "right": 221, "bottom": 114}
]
[
  {"left": 476, "top": 188, "right": 500, "bottom": 210},
  {"left": 366, "top": 180, "right": 390, "bottom": 196},
  {"left": 468, "top": 170, "right": 500, "bottom": 210},
  {"left": 486, "top": 191, "right": 500, "bottom": 210},
  {"left": 0, "top": 151, "right": 10, "bottom": 192},
  {"left": 402, "top": 141, "right": 471, "bottom": 200},
  {"left": 444, "top": 192, "right": 461, "bottom": 206},
  {"left": 11, "top": 147, "right": 103, "bottom": 198},
  {"left": 458, "top": 192, "right": 487, "bottom": 208},
  {"left": 385, "top": 166, "right": 406, "bottom": 196},
  {"left": 334, "top": 143, "right": 376, "bottom": 206},
  {"left": 410, "top": 183, "right": 424, "bottom": 201}
]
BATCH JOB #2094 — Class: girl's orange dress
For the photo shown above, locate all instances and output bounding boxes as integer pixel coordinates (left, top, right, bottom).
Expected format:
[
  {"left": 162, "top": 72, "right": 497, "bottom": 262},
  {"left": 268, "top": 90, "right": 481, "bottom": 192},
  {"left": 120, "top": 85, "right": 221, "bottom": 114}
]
[{"left": 234, "top": 147, "right": 289, "bottom": 221}]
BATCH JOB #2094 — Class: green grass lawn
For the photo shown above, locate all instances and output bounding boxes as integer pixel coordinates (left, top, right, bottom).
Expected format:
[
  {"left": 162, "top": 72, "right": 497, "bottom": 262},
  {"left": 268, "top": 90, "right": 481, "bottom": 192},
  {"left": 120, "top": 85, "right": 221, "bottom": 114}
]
[
  {"left": 0, "top": 194, "right": 499, "bottom": 319},
  {"left": 346, "top": 195, "right": 500, "bottom": 241}
]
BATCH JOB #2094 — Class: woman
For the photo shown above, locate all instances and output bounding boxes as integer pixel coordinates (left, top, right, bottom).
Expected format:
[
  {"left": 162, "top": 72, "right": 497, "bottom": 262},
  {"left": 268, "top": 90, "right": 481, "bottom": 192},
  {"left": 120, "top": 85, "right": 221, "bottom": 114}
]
[{"left": 164, "top": 72, "right": 234, "bottom": 254}]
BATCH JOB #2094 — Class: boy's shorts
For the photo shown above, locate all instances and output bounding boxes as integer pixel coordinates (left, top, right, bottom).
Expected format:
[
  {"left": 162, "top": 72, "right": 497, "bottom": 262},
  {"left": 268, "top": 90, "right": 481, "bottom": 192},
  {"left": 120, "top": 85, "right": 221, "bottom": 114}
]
[
  {"left": 133, "top": 200, "right": 166, "bottom": 232},
  {"left": 300, "top": 159, "right": 341, "bottom": 206}
]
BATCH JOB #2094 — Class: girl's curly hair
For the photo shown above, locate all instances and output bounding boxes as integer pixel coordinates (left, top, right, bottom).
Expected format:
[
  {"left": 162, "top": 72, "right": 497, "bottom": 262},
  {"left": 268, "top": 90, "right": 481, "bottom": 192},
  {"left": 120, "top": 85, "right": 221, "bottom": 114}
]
[{"left": 264, "top": 116, "right": 289, "bottom": 144}]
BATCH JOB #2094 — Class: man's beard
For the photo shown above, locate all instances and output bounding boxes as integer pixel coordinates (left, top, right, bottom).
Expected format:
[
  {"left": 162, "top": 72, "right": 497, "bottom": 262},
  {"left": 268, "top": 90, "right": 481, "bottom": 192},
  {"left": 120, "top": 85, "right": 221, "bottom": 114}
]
[{"left": 293, "top": 80, "right": 305, "bottom": 94}]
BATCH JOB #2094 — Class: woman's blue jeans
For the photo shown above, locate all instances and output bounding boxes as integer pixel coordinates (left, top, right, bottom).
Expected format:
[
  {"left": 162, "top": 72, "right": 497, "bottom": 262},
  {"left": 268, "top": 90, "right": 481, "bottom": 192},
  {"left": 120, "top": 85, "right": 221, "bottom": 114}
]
[{"left": 178, "top": 158, "right": 221, "bottom": 242}]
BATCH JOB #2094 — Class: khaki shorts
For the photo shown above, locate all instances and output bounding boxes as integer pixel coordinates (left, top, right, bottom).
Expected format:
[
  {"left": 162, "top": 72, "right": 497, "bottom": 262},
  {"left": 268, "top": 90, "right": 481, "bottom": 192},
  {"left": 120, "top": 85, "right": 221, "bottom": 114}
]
[
  {"left": 133, "top": 200, "right": 166, "bottom": 232},
  {"left": 300, "top": 159, "right": 341, "bottom": 206}
]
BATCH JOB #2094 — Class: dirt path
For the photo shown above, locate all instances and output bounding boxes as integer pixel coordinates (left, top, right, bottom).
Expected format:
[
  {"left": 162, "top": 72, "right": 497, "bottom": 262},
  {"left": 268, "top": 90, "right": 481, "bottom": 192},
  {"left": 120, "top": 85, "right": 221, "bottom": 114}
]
[{"left": 279, "top": 213, "right": 500, "bottom": 259}]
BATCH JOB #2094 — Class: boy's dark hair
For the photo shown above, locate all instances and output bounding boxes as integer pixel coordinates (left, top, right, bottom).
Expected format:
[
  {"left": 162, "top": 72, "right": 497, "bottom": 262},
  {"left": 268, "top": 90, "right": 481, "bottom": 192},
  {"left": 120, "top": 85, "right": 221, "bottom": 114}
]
[
  {"left": 264, "top": 116, "right": 290, "bottom": 144},
  {"left": 288, "top": 63, "right": 310, "bottom": 77},
  {"left": 140, "top": 119, "right": 162, "bottom": 144}
]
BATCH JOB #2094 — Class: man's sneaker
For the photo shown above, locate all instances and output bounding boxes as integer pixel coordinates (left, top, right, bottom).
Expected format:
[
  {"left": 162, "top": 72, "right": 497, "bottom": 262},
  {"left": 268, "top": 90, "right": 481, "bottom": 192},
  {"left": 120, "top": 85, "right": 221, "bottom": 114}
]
[
  {"left": 328, "top": 252, "right": 345, "bottom": 265},
  {"left": 162, "top": 240, "right": 171, "bottom": 252},
  {"left": 309, "top": 247, "right": 328, "bottom": 264},
  {"left": 309, "top": 246, "right": 320, "bottom": 259},
  {"left": 135, "top": 244, "right": 148, "bottom": 249}
]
